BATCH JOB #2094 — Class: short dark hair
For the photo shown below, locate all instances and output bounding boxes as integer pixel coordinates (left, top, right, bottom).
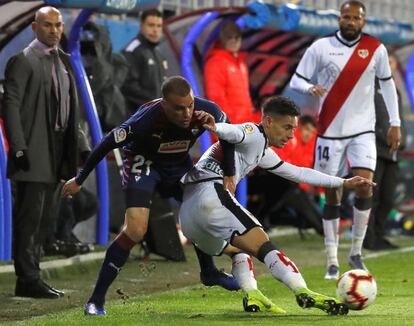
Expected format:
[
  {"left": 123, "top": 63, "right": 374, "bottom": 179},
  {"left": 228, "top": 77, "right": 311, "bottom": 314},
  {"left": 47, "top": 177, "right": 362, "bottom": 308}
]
[
  {"left": 161, "top": 76, "right": 192, "bottom": 99},
  {"left": 340, "top": 1, "right": 366, "bottom": 16},
  {"left": 299, "top": 115, "right": 316, "bottom": 127},
  {"left": 141, "top": 8, "right": 162, "bottom": 23},
  {"left": 262, "top": 96, "right": 300, "bottom": 118},
  {"left": 219, "top": 20, "right": 241, "bottom": 42}
]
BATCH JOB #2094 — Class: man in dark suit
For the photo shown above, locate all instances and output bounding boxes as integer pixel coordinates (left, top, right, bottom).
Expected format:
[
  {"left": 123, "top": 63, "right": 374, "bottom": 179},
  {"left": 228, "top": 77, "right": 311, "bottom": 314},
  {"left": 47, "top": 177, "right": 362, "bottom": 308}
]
[{"left": 2, "top": 6, "right": 87, "bottom": 299}]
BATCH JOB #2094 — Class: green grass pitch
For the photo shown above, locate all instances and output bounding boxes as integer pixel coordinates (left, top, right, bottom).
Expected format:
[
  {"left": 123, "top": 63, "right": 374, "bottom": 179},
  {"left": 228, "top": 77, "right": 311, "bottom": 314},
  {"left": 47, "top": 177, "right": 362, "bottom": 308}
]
[{"left": 8, "top": 237, "right": 414, "bottom": 326}]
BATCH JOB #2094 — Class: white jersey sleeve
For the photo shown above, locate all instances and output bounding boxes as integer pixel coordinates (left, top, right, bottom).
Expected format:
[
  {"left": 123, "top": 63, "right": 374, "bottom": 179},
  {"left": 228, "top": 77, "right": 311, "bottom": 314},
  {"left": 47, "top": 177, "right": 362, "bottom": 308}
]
[
  {"left": 289, "top": 42, "right": 320, "bottom": 93},
  {"left": 214, "top": 123, "right": 245, "bottom": 144},
  {"left": 375, "top": 44, "right": 392, "bottom": 79},
  {"left": 379, "top": 79, "right": 400, "bottom": 127},
  {"left": 375, "top": 45, "right": 400, "bottom": 127},
  {"left": 259, "top": 148, "right": 344, "bottom": 188}
]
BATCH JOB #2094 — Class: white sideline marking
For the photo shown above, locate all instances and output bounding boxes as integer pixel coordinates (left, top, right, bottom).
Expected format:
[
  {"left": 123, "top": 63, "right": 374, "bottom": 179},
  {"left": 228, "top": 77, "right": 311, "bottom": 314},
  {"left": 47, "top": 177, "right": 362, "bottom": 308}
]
[
  {"left": 365, "top": 246, "right": 414, "bottom": 259},
  {"left": 0, "top": 252, "right": 105, "bottom": 274},
  {"left": 0, "top": 231, "right": 412, "bottom": 274}
]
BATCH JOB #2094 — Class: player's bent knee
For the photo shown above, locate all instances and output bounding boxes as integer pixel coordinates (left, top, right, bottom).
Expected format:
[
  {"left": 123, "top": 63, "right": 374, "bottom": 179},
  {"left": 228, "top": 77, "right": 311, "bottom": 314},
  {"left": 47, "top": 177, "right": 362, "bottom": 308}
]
[
  {"left": 257, "top": 241, "right": 278, "bottom": 263},
  {"left": 354, "top": 196, "right": 373, "bottom": 210},
  {"left": 125, "top": 208, "right": 150, "bottom": 241}
]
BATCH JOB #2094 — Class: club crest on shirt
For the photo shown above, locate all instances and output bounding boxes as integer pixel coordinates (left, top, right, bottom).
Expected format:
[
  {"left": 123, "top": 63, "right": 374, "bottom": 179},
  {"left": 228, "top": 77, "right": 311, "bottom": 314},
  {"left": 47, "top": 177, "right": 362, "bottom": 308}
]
[
  {"left": 158, "top": 140, "right": 191, "bottom": 153},
  {"left": 358, "top": 49, "right": 369, "bottom": 59},
  {"left": 243, "top": 124, "right": 255, "bottom": 134},
  {"left": 114, "top": 128, "right": 127, "bottom": 143}
]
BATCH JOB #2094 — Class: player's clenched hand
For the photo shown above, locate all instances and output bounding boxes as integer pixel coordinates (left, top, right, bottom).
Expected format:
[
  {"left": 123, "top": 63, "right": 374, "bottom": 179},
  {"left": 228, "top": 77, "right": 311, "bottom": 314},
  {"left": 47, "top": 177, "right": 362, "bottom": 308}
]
[
  {"left": 308, "top": 84, "right": 326, "bottom": 97},
  {"left": 223, "top": 175, "right": 236, "bottom": 195},
  {"left": 343, "top": 176, "right": 376, "bottom": 189},
  {"left": 194, "top": 111, "right": 216, "bottom": 132},
  {"left": 387, "top": 126, "right": 401, "bottom": 153},
  {"left": 62, "top": 177, "right": 81, "bottom": 198}
]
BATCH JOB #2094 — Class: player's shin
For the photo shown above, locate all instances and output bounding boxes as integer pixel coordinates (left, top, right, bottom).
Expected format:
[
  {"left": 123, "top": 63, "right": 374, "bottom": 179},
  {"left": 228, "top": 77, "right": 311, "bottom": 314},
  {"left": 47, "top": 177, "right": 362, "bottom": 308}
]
[
  {"left": 350, "top": 197, "right": 372, "bottom": 257},
  {"left": 322, "top": 205, "right": 340, "bottom": 268},
  {"left": 87, "top": 231, "right": 136, "bottom": 308},
  {"left": 258, "top": 241, "right": 307, "bottom": 291},
  {"left": 231, "top": 253, "right": 257, "bottom": 290}
]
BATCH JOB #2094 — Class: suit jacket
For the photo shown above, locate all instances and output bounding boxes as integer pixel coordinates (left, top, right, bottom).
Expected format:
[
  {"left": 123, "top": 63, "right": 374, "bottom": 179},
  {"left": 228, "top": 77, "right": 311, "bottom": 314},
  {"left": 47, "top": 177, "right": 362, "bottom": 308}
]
[{"left": 2, "top": 44, "right": 82, "bottom": 182}]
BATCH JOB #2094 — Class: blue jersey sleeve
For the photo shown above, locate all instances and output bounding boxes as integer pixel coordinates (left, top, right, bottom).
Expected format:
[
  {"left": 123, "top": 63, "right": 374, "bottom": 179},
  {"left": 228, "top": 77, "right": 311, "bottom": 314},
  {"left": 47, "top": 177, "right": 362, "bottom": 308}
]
[{"left": 75, "top": 111, "right": 150, "bottom": 185}]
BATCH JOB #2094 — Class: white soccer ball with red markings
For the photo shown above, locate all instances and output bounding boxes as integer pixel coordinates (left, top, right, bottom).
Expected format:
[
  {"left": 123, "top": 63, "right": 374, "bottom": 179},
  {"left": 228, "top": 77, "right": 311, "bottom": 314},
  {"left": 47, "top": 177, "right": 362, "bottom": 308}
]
[{"left": 336, "top": 269, "right": 377, "bottom": 310}]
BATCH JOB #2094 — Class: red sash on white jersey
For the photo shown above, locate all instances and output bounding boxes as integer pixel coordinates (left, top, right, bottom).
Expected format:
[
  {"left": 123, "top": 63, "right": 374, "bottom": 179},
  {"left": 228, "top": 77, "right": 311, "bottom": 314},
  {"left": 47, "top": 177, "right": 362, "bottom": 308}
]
[{"left": 318, "top": 35, "right": 381, "bottom": 135}]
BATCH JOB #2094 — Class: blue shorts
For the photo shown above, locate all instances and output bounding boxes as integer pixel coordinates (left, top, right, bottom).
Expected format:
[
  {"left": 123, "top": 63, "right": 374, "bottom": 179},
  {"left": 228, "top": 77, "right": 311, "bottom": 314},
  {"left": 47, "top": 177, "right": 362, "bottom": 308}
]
[{"left": 122, "top": 154, "right": 192, "bottom": 208}]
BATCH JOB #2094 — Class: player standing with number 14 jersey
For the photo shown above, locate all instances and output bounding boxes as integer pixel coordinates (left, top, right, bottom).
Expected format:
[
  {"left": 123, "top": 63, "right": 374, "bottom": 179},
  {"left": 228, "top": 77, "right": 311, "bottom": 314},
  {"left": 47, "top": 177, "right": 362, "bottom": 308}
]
[{"left": 290, "top": 0, "right": 401, "bottom": 279}]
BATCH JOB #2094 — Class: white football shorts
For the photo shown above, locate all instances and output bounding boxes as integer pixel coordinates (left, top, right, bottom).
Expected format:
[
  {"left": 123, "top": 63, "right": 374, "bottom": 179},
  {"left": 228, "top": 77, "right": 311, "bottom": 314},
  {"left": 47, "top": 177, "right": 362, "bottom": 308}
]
[
  {"left": 179, "top": 182, "right": 262, "bottom": 256},
  {"left": 313, "top": 132, "right": 377, "bottom": 177}
]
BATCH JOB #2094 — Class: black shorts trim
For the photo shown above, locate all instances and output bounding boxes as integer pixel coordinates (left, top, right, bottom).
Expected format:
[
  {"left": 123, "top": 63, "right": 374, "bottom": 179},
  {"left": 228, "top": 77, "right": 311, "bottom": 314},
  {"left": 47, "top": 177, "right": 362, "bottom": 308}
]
[
  {"left": 217, "top": 241, "right": 231, "bottom": 256},
  {"left": 317, "top": 130, "right": 374, "bottom": 140},
  {"left": 265, "top": 161, "right": 284, "bottom": 171},
  {"left": 214, "top": 183, "right": 258, "bottom": 230},
  {"left": 229, "top": 227, "right": 263, "bottom": 247},
  {"left": 349, "top": 166, "right": 375, "bottom": 173},
  {"left": 378, "top": 76, "right": 392, "bottom": 81},
  {"left": 183, "top": 177, "right": 223, "bottom": 185},
  {"left": 235, "top": 131, "right": 246, "bottom": 145},
  {"left": 295, "top": 72, "right": 311, "bottom": 82}
]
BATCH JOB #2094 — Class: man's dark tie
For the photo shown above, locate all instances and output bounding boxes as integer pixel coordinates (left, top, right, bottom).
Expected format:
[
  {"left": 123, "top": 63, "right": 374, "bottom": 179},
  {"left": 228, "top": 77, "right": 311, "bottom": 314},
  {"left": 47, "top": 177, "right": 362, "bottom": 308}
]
[{"left": 50, "top": 49, "right": 67, "bottom": 130}]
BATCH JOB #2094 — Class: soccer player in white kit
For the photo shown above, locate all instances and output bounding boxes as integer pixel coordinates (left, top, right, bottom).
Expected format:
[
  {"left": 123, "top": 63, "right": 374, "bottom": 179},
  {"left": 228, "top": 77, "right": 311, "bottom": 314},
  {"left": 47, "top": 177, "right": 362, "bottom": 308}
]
[
  {"left": 179, "top": 96, "right": 374, "bottom": 315},
  {"left": 289, "top": 0, "right": 401, "bottom": 279}
]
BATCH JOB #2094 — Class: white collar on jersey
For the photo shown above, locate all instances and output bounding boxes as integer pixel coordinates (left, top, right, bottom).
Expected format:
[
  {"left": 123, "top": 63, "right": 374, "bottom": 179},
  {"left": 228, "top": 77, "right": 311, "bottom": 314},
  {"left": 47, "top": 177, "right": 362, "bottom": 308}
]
[{"left": 336, "top": 30, "right": 361, "bottom": 47}]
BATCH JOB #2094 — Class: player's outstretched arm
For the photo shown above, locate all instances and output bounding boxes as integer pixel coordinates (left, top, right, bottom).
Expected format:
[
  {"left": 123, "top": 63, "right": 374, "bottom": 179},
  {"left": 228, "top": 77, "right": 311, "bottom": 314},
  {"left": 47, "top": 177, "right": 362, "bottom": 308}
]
[
  {"left": 343, "top": 176, "right": 376, "bottom": 189},
  {"left": 267, "top": 159, "right": 375, "bottom": 189},
  {"left": 63, "top": 129, "right": 128, "bottom": 197}
]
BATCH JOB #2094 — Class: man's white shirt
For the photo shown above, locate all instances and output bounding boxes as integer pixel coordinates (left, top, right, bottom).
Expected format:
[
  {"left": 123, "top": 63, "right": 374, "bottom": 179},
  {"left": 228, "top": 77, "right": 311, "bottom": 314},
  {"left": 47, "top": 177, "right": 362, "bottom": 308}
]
[{"left": 290, "top": 31, "right": 400, "bottom": 138}]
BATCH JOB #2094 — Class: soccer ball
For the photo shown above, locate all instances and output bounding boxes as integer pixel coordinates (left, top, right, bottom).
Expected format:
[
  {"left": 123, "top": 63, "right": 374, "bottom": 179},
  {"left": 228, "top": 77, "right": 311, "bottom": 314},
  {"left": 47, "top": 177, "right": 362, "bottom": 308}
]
[{"left": 336, "top": 269, "right": 377, "bottom": 310}]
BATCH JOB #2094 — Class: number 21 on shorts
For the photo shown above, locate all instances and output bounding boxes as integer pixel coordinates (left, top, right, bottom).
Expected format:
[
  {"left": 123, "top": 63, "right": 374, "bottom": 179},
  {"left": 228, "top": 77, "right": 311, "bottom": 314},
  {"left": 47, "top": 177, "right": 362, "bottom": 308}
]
[{"left": 131, "top": 155, "right": 153, "bottom": 175}]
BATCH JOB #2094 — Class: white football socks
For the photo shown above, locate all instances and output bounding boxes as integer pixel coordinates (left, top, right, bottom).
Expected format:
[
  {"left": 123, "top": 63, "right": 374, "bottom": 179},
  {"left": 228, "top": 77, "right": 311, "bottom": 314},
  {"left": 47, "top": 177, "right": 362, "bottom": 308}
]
[
  {"left": 263, "top": 250, "right": 307, "bottom": 291},
  {"left": 350, "top": 207, "right": 371, "bottom": 256},
  {"left": 322, "top": 218, "right": 340, "bottom": 267},
  {"left": 231, "top": 253, "right": 257, "bottom": 291}
]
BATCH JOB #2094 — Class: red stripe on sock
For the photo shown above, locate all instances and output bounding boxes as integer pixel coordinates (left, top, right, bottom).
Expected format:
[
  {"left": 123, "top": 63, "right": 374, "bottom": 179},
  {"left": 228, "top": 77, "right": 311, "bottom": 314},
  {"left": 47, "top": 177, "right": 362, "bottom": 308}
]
[
  {"left": 115, "top": 231, "right": 136, "bottom": 251},
  {"left": 247, "top": 256, "right": 256, "bottom": 279}
]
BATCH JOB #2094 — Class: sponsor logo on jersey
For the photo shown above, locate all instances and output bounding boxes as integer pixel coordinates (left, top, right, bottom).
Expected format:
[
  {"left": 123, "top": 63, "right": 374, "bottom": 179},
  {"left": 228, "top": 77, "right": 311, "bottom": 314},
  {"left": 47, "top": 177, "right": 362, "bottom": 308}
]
[
  {"left": 203, "top": 160, "right": 223, "bottom": 176},
  {"left": 358, "top": 49, "right": 369, "bottom": 59},
  {"left": 243, "top": 124, "right": 255, "bottom": 134},
  {"left": 114, "top": 128, "right": 127, "bottom": 143},
  {"left": 158, "top": 140, "right": 191, "bottom": 153}
]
